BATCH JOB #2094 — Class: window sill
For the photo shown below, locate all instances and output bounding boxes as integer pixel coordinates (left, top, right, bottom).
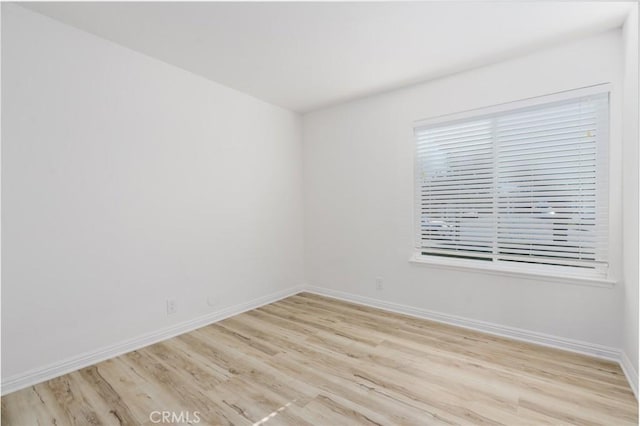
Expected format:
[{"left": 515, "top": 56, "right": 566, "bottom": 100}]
[{"left": 409, "top": 253, "right": 616, "bottom": 288}]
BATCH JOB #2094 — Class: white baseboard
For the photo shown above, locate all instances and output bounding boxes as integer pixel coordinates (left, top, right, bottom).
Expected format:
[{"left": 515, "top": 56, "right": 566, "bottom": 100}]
[
  {"left": 620, "top": 351, "right": 639, "bottom": 399},
  {"left": 305, "top": 286, "right": 640, "bottom": 399},
  {"left": 304, "top": 285, "right": 622, "bottom": 361},
  {"left": 1, "top": 285, "right": 305, "bottom": 396},
  {"left": 4, "top": 283, "right": 637, "bottom": 401}
]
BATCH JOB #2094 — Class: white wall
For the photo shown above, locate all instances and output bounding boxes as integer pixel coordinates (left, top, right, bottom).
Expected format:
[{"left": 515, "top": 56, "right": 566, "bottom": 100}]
[
  {"left": 303, "top": 30, "right": 626, "bottom": 350},
  {"left": 1, "top": 4, "right": 304, "bottom": 380},
  {"left": 622, "top": 5, "right": 639, "bottom": 381}
]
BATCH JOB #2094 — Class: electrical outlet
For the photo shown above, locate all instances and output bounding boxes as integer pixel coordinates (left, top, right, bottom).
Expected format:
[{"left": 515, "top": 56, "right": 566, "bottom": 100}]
[
  {"left": 207, "top": 296, "right": 218, "bottom": 307},
  {"left": 375, "top": 277, "right": 384, "bottom": 290},
  {"left": 166, "top": 299, "right": 177, "bottom": 315}
]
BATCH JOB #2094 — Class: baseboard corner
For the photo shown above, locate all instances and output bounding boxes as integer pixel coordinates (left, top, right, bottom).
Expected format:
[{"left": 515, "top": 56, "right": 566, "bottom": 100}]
[{"left": 620, "top": 351, "right": 639, "bottom": 400}]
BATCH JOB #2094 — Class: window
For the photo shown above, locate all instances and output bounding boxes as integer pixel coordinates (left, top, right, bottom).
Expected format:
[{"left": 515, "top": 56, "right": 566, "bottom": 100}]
[{"left": 414, "top": 86, "right": 610, "bottom": 281}]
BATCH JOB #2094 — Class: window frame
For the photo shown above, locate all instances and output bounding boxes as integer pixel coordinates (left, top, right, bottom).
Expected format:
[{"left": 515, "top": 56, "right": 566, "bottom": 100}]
[{"left": 410, "top": 84, "right": 615, "bottom": 287}]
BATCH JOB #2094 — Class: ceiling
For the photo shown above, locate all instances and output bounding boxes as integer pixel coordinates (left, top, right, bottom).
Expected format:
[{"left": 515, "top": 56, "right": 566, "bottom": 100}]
[{"left": 22, "top": 2, "right": 632, "bottom": 113}]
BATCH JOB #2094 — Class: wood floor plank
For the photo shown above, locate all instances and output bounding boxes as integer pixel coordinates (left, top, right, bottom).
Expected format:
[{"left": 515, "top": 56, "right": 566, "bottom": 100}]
[{"left": 2, "top": 292, "right": 637, "bottom": 425}]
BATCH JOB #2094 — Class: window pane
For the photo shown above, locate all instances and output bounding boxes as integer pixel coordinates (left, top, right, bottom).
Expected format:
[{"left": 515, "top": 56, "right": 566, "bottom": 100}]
[{"left": 414, "top": 90, "right": 609, "bottom": 275}]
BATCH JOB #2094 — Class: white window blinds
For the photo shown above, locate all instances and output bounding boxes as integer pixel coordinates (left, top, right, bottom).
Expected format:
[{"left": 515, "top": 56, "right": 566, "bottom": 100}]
[{"left": 415, "top": 89, "right": 609, "bottom": 277}]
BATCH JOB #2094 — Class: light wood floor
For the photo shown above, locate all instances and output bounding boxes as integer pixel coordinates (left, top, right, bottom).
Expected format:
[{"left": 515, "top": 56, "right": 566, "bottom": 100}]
[{"left": 2, "top": 293, "right": 638, "bottom": 425}]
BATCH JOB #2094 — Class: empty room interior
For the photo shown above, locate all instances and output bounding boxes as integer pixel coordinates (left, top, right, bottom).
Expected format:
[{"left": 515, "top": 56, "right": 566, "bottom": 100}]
[{"left": 2, "top": 1, "right": 640, "bottom": 425}]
